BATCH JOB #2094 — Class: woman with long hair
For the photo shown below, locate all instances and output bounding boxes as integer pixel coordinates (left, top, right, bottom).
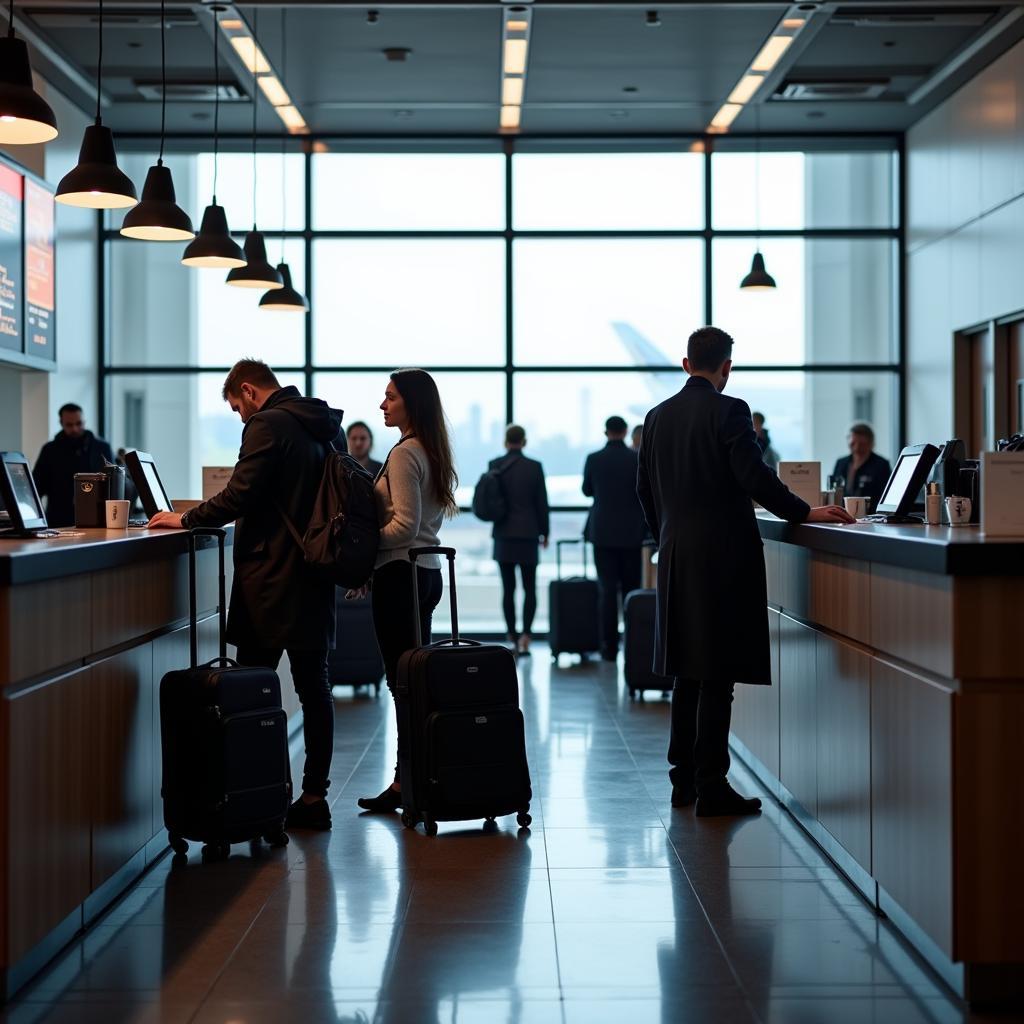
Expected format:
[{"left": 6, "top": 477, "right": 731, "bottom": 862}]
[{"left": 358, "top": 368, "right": 459, "bottom": 813}]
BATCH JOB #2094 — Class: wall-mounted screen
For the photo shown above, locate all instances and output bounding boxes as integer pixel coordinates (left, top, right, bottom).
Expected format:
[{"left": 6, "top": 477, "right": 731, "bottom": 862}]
[
  {"left": 24, "top": 177, "right": 54, "bottom": 359},
  {"left": 0, "top": 161, "right": 23, "bottom": 353}
]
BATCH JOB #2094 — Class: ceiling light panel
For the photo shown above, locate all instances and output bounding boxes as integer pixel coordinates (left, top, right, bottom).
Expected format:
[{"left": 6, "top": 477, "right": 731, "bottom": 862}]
[
  {"left": 728, "top": 74, "right": 765, "bottom": 106},
  {"left": 258, "top": 74, "right": 292, "bottom": 108},
  {"left": 503, "top": 39, "right": 528, "bottom": 75},
  {"left": 498, "top": 7, "right": 532, "bottom": 134},
  {"left": 502, "top": 76, "right": 524, "bottom": 106},
  {"left": 229, "top": 36, "right": 271, "bottom": 75},
  {"left": 751, "top": 35, "right": 793, "bottom": 74}
]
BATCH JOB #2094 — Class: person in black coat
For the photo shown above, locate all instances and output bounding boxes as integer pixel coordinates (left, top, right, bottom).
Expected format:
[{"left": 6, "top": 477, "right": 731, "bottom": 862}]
[
  {"left": 32, "top": 403, "right": 114, "bottom": 527},
  {"left": 150, "top": 359, "right": 343, "bottom": 832},
  {"left": 637, "top": 327, "right": 853, "bottom": 817},
  {"left": 489, "top": 424, "right": 550, "bottom": 656},
  {"left": 832, "top": 422, "right": 891, "bottom": 512},
  {"left": 582, "top": 415, "right": 648, "bottom": 660}
]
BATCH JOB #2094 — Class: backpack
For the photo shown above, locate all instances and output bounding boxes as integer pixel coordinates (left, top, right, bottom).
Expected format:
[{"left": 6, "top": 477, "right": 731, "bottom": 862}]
[
  {"left": 472, "top": 458, "right": 515, "bottom": 523},
  {"left": 280, "top": 451, "right": 379, "bottom": 589}
]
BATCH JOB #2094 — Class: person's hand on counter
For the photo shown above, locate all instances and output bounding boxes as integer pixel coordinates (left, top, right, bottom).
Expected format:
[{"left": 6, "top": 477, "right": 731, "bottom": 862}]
[
  {"left": 806, "top": 505, "right": 857, "bottom": 525},
  {"left": 148, "top": 511, "right": 184, "bottom": 529}
]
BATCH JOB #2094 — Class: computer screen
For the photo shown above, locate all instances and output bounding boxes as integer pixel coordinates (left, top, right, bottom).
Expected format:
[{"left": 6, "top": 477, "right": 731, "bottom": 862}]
[
  {"left": 0, "top": 452, "right": 48, "bottom": 531},
  {"left": 125, "top": 450, "right": 174, "bottom": 517},
  {"left": 140, "top": 460, "right": 174, "bottom": 513},
  {"left": 876, "top": 452, "right": 921, "bottom": 514}
]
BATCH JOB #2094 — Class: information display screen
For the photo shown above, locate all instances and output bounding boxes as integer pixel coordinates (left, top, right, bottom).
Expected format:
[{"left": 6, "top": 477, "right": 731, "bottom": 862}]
[
  {"left": 24, "top": 178, "right": 54, "bottom": 359},
  {"left": 140, "top": 459, "right": 174, "bottom": 513},
  {"left": 0, "top": 162, "right": 23, "bottom": 353}
]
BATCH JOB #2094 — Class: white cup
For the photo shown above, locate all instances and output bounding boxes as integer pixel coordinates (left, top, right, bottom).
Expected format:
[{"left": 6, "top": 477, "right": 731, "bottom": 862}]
[
  {"left": 945, "top": 495, "right": 972, "bottom": 526},
  {"left": 844, "top": 496, "right": 868, "bottom": 519},
  {"left": 105, "top": 499, "right": 130, "bottom": 529}
]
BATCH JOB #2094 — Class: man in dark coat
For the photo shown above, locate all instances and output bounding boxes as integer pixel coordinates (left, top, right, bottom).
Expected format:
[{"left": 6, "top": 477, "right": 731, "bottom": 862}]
[
  {"left": 832, "top": 422, "right": 891, "bottom": 512},
  {"left": 637, "top": 327, "right": 852, "bottom": 817},
  {"left": 32, "top": 404, "right": 114, "bottom": 527},
  {"left": 489, "top": 424, "right": 550, "bottom": 655},
  {"left": 150, "top": 359, "right": 343, "bottom": 832},
  {"left": 582, "top": 415, "right": 648, "bottom": 659}
]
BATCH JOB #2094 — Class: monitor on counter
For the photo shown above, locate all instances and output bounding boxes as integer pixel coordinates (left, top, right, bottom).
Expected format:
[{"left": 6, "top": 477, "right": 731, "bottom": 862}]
[
  {"left": 124, "top": 450, "right": 175, "bottom": 518},
  {"left": 0, "top": 451, "right": 48, "bottom": 533},
  {"left": 873, "top": 443, "right": 940, "bottom": 522}
]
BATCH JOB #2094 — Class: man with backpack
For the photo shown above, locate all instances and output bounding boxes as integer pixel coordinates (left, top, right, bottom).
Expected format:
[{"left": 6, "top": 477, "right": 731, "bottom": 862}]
[{"left": 150, "top": 359, "right": 344, "bottom": 831}]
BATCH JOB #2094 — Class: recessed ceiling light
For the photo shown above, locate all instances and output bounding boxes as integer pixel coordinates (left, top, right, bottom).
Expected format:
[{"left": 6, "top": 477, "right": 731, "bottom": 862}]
[
  {"left": 504, "top": 38, "right": 528, "bottom": 74},
  {"left": 728, "top": 73, "right": 764, "bottom": 105},
  {"left": 646, "top": 10, "right": 661, "bottom": 27},
  {"left": 276, "top": 104, "right": 307, "bottom": 133},
  {"left": 708, "top": 103, "right": 742, "bottom": 132},
  {"left": 500, "top": 105, "right": 521, "bottom": 130},
  {"left": 751, "top": 35, "right": 794, "bottom": 73},
  {"left": 502, "top": 76, "right": 524, "bottom": 106},
  {"left": 507, "top": 20, "right": 529, "bottom": 31},
  {"left": 257, "top": 74, "right": 291, "bottom": 107},
  {"left": 230, "top": 36, "right": 271, "bottom": 74},
  {"left": 221, "top": 19, "right": 243, "bottom": 30},
  {"left": 782, "top": 18, "right": 806, "bottom": 29}
]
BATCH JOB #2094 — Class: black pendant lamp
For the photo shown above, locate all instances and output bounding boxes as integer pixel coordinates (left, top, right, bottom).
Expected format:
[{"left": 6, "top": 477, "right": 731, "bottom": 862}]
[
  {"left": 182, "top": 6, "right": 244, "bottom": 268},
  {"left": 226, "top": 11, "right": 282, "bottom": 289},
  {"left": 259, "top": 263, "right": 308, "bottom": 312},
  {"left": 740, "top": 251, "right": 776, "bottom": 290},
  {"left": 0, "top": 0, "right": 58, "bottom": 144},
  {"left": 120, "top": 0, "right": 193, "bottom": 241},
  {"left": 55, "top": 0, "right": 136, "bottom": 209},
  {"left": 740, "top": 104, "right": 776, "bottom": 292}
]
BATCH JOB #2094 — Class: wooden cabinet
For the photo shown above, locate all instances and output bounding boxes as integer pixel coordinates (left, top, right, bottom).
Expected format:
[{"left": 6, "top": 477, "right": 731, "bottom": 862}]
[
  {"left": 779, "top": 615, "right": 817, "bottom": 816},
  {"left": 731, "top": 609, "right": 780, "bottom": 777}
]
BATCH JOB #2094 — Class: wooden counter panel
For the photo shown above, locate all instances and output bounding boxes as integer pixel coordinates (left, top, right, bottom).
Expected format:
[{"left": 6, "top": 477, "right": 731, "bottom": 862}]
[
  {"left": 809, "top": 552, "right": 871, "bottom": 646},
  {"left": 89, "top": 646, "right": 155, "bottom": 890},
  {"left": 732, "top": 609, "right": 780, "bottom": 775},
  {"left": 0, "top": 575, "right": 92, "bottom": 686},
  {"left": 952, "top": 577, "right": 1024, "bottom": 679},
  {"left": 816, "top": 634, "right": 872, "bottom": 873},
  {"left": 779, "top": 615, "right": 817, "bottom": 816},
  {"left": 764, "top": 540, "right": 781, "bottom": 607},
  {"left": 872, "top": 658, "right": 954, "bottom": 957},
  {"left": 4, "top": 667, "right": 91, "bottom": 964},
  {"left": 870, "top": 565, "right": 953, "bottom": 678},
  {"left": 954, "top": 685, "right": 1024, "bottom": 962},
  {"left": 775, "top": 544, "right": 810, "bottom": 620}
]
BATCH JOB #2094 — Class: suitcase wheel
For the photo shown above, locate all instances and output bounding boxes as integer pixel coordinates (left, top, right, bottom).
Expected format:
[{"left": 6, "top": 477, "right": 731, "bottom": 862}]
[
  {"left": 517, "top": 811, "right": 532, "bottom": 829},
  {"left": 264, "top": 829, "right": 289, "bottom": 848},
  {"left": 168, "top": 834, "right": 188, "bottom": 857},
  {"left": 201, "top": 842, "right": 231, "bottom": 862},
  {"left": 482, "top": 817, "right": 498, "bottom": 834},
  {"left": 424, "top": 817, "right": 439, "bottom": 838},
  {"left": 401, "top": 809, "right": 418, "bottom": 829}
]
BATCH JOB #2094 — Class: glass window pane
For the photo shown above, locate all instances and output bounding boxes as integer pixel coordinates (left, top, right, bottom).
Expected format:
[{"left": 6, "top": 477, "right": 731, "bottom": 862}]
[
  {"left": 513, "top": 153, "right": 704, "bottom": 230},
  {"left": 712, "top": 238, "right": 894, "bottom": 365},
  {"left": 712, "top": 151, "right": 895, "bottom": 229},
  {"left": 106, "top": 371, "right": 304, "bottom": 499},
  {"left": 313, "top": 241, "right": 505, "bottom": 366},
  {"left": 196, "top": 153, "right": 306, "bottom": 232},
  {"left": 312, "top": 154, "right": 505, "bottom": 230},
  {"left": 513, "top": 239, "right": 702, "bottom": 366},
  {"left": 108, "top": 238, "right": 305, "bottom": 368}
]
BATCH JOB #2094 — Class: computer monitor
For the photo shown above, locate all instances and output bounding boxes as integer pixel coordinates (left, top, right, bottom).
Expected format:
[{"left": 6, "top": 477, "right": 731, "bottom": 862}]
[
  {"left": 872, "top": 443, "right": 940, "bottom": 522},
  {"left": 0, "top": 451, "right": 49, "bottom": 534},
  {"left": 124, "top": 450, "right": 175, "bottom": 518}
]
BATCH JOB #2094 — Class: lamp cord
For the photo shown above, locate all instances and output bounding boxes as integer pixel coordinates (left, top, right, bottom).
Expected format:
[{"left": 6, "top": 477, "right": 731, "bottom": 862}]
[
  {"left": 212, "top": 6, "right": 220, "bottom": 201},
  {"left": 754, "top": 103, "right": 761, "bottom": 248},
  {"left": 251, "top": 7, "right": 258, "bottom": 227},
  {"left": 280, "top": 7, "right": 286, "bottom": 262},
  {"left": 95, "top": 0, "right": 103, "bottom": 122},
  {"left": 157, "top": 0, "right": 166, "bottom": 164},
  {"left": 8, "top": 0, "right": 14, "bottom": 40}
]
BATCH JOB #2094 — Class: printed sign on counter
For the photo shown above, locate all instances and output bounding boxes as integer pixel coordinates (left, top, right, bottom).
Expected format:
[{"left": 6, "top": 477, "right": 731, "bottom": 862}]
[
  {"left": 778, "top": 461, "right": 822, "bottom": 509},
  {"left": 0, "top": 162, "right": 23, "bottom": 353},
  {"left": 981, "top": 451, "right": 1024, "bottom": 536},
  {"left": 202, "top": 466, "right": 233, "bottom": 501}
]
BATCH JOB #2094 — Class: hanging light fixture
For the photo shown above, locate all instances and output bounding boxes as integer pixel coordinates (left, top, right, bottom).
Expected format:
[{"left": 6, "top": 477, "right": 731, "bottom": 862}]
[
  {"left": 119, "top": 0, "right": 193, "bottom": 240},
  {"left": 182, "top": 5, "right": 244, "bottom": 268},
  {"left": 55, "top": 0, "right": 136, "bottom": 208},
  {"left": 226, "top": 9, "right": 282, "bottom": 289},
  {"left": 0, "top": 0, "right": 58, "bottom": 144},
  {"left": 260, "top": 9, "right": 308, "bottom": 313},
  {"left": 740, "top": 103, "right": 776, "bottom": 291}
]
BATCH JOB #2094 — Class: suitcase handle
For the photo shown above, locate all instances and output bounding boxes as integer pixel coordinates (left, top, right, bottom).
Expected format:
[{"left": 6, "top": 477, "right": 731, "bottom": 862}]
[
  {"left": 187, "top": 528, "right": 227, "bottom": 669},
  {"left": 409, "top": 546, "right": 459, "bottom": 646},
  {"left": 556, "top": 537, "right": 589, "bottom": 579}
]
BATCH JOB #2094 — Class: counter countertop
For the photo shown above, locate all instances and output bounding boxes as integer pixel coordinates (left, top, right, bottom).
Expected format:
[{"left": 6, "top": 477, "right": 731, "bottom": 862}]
[
  {"left": 0, "top": 527, "right": 232, "bottom": 585},
  {"left": 757, "top": 514, "right": 1024, "bottom": 575}
]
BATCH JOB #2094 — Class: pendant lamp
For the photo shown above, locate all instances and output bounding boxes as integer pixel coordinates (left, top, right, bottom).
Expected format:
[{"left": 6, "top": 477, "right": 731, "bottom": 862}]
[
  {"left": 182, "top": 6, "right": 244, "bottom": 268},
  {"left": 226, "top": 10, "right": 282, "bottom": 289},
  {"left": 740, "top": 251, "right": 776, "bottom": 290},
  {"left": 120, "top": 0, "right": 193, "bottom": 240},
  {"left": 259, "top": 263, "right": 308, "bottom": 312},
  {"left": 739, "top": 104, "right": 776, "bottom": 291},
  {"left": 55, "top": 0, "right": 136, "bottom": 209},
  {"left": 0, "top": 0, "right": 58, "bottom": 144}
]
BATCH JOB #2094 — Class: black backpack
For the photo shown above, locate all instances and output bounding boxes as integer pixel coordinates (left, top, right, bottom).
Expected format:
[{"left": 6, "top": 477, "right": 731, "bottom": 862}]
[
  {"left": 472, "top": 458, "right": 515, "bottom": 523},
  {"left": 281, "top": 452, "right": 379, "bottom": 589}
]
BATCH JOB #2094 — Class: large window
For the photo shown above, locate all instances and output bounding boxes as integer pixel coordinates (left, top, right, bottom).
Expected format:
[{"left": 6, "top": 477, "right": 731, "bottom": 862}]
[{"left": 102, "top": 142, "right": 901, "bottom": 631}]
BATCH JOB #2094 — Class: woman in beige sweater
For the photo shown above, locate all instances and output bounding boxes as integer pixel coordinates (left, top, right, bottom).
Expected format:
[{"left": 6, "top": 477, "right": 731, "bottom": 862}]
[{"left": 358, "top": 368, "right": 459, "bottom": 813}]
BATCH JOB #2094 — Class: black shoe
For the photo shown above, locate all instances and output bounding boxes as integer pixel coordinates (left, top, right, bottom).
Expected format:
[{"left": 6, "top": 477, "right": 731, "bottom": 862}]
[
  {"left": 695, "top": 784, "right": 762, "bottom": 818},
  {"left": 671, "top": 785, "right": 697, "bottom": 808},
  {"left": 357, "top": 787, "right": 402, "bottom": 813},
  {"left": 286, "top": 797, "right": 332, "bottom": 831}
]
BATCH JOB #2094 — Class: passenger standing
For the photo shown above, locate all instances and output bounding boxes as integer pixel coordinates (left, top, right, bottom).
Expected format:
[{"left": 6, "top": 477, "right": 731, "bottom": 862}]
[
  {"left": 630, "top": 424, "right": 643, "bottom": 452},
  {"left": 149, "top": 359, "right": 342, "bottom": 831},
  {"left": 347, "top": 420, "right": 383, "bottom": 477},
  {"left": 751, "top": 412, "right": 780, "bottom": 472},
  {"left": 637, "top": 327, "right": 852, "bottom": 816},
  {"left": 489, "top": 424, "right": 550, "bottom": 656},
  {"left": 582, "top": 415, "right": 647, "bottom": 661},
  {"left": 357, "top": 369, "right": 458, "bottom": 813}
]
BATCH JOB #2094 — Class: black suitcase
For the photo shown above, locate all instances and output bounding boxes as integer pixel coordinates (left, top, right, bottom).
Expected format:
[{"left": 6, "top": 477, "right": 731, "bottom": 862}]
[
  {"left": 396, "top": 546, "right": 532, "bottom": 837},
  {"left": 160, "top": 528, "right": 292, "bottom": 860},
  {"left": 548, "top": 538, "right": 600, "bottom": 662},
  {"left": 328, "top": 590, "right": 385, "bottom": 696},
  {"left": 623, "top": 588, "right": 673, "bottom": 701}
]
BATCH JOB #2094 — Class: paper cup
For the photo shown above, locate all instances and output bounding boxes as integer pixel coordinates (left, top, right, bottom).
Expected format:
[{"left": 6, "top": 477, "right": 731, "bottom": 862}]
[
  {"left": 844, "top": 496, "right": 868, "bottom": 518},
  {"left": 105, "top": 499, "right": 131, "bottom": 529}
]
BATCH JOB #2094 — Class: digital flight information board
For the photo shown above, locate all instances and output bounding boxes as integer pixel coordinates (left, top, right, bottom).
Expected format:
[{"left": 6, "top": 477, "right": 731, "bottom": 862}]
[{"left": 0, "top": 160, "right": 23, "bottom": 354}]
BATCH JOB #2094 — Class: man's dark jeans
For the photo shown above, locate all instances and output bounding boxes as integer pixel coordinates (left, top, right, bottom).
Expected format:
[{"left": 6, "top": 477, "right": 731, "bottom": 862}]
[
  {"left": 668, "top": 679, "right": 735, "bottom": 796},
  {"left": 235, "top": 646, "right": 333, "bottom": 799},
  {"left": 592, "top": 545, "right": 642, "bottom": 654}
]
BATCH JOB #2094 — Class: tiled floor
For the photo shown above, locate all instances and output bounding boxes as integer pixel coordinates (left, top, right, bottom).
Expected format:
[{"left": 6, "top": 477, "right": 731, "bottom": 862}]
[{"left": 3, "top": 647, "right": 1001, "bottom": 1023}]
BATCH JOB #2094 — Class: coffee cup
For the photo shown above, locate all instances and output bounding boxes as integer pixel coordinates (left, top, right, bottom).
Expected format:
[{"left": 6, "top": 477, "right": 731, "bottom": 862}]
[
  {"left": 945, "top": 495, "right": 972, "bottom": 526},
  {"left": 105, "top": 499, "right": 130, "bottom": 529},
  {"left": 844, "top": 496, "right": 868, "bottom": 519}
]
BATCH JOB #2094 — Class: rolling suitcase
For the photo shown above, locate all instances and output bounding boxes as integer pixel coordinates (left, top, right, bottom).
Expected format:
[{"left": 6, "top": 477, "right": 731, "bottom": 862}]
[
  {"left": 548, "top": 538, "right": 600, "bottom": 662},
  {"left": 623, "top": 588, "right": 673, "bottom": 701},
  {"left": 160, "top": 528, "right": 291, "bottom": 860},
  {"left": 396, "top": 546, "right": 532, "bottom": 837},
  {"left": 329, "top": 590, "right": 385, "bottom": 696}
]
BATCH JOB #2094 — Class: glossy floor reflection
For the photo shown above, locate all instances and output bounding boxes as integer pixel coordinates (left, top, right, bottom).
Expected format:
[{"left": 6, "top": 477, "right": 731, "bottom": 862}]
[{"left": 4, "top": 647, "right": 996, "bottom": 1023}]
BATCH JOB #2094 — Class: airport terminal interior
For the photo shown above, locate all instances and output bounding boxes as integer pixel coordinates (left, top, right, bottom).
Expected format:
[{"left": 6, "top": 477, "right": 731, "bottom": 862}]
[{"left": 2, "top": 1, "right": 1024, "bottom": 1021}]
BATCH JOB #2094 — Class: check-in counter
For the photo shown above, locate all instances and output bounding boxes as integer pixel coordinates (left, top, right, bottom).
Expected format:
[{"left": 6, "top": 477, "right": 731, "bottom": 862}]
[
  {"left": 0, "top": 527, "right": 302, "bottom": 999},
  {"left": 733, "top": 516, "right": 1024, "bottom": 1004}
]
